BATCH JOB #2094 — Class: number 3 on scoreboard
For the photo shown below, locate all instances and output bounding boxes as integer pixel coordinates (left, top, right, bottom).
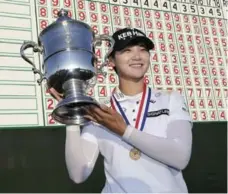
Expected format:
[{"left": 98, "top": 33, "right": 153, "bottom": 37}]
[
  {"left": 191, "top": 111, "right": 198, "bottom": 121},
  {"left": 110, "top": 0, "right": 119, "bottom": 4},
  {"left": 200, "top": 111, "right": 207, "bottom": 121}
]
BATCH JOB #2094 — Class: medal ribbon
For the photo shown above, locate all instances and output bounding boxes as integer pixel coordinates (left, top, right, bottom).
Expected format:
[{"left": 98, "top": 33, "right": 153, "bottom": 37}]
[{"left": 111, "top": 84, "right": 151, "bottom": 131}]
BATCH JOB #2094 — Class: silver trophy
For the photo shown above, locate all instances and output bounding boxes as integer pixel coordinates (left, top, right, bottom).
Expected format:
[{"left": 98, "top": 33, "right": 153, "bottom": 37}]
[{"left": 20, "top": 9, "right": 114, "bottom": 125}]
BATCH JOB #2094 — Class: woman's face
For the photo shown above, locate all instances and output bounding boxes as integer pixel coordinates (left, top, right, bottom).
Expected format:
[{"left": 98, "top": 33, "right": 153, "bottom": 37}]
[{"left": 110, "top": 44, "right": 150, "bottom": 81}]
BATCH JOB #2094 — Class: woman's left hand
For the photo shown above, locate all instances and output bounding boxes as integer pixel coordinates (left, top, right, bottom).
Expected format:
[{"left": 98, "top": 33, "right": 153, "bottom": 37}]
[{"left": 84, "top": 104, "right": 127, "bottom": 136}]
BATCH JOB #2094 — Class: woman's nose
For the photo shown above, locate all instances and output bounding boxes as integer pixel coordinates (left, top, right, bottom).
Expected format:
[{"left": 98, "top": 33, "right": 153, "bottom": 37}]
[{"left": 131, "top": 49, "right": 141, "bottom": 60}]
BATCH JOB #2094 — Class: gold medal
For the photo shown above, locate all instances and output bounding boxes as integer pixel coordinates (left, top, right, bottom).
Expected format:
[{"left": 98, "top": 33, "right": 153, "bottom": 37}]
[{"left": 129, "top": 148, "right": 141, "bottom": 160}]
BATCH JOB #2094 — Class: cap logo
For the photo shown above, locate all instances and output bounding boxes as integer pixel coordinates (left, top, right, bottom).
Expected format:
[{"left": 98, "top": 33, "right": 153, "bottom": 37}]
[{"left": 117, "top": 30, "right": 144, "bottom": 40}]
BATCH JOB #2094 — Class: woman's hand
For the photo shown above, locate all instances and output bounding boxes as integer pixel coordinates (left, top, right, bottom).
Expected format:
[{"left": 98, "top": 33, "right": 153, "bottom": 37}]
[
  {"left": 48, "top": 88, "right": 127, "bottom": 136},
  {"left": 48, "top": 88, "right": 64, "bottom": 102},
  {"left": 84, "top": 104, "right": 127, "bottom": 136}
]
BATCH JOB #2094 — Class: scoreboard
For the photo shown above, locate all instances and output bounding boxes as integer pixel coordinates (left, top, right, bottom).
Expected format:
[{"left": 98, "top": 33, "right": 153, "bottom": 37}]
[{"left": 0, "top": 0, "right": 227, "bottom": 128}]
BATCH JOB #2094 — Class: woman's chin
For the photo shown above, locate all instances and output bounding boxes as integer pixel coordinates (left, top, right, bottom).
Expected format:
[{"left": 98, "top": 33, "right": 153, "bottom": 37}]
[{"left": 125, "top": 73, "right": 145, "bottom": 81}]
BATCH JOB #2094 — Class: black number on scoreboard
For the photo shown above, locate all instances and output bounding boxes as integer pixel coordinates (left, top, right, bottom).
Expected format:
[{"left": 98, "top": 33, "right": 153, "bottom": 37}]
[
  {"left": 144, "top": 0, "right": 149, "bottom": 7},
  {"left": 210, "top": 0, "right": 220, "bottom": 7},
  {"left": 215, "top": 0, "right": 220, "bottom": 7},
  {"left": 216, "top": 8, "right": 221, "bottom": 16},
  {"left": 198, "top": 0, "right": 203, "bottom": 5},
  {"left": 200, "top": 7, "right": 205, "bottom": 14},
  {"left": 209, "top": 8, "right": 213, "bottom": 15},
  {"left": 133, "top": 0, "right": 139, "bottom": 5},
  {"left": 190, "top": 0, "right": 197, "bottom": 4},
  {"left": 190, "top": 5, "right": 196, "bottom": 13},
  {"left": 154, "top": 0, "right": 158, "bottom": 8},
  {"left": 173, "top": 3, "right": 177, "bottom": 10},
  {"left": 163, "top": 1, "right": 168, "bottom": 9},
  {"left": 182, "top": 4, "right": 187, "bottom": 12},
  {"left": 123, "top": 0, "right": 128, "bottom": 4}
]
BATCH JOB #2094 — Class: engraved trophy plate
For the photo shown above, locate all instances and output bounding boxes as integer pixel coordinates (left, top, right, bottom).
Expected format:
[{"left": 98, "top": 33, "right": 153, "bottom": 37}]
[{"left": 20, "top": 9, "right": 114, "bottom": 125}]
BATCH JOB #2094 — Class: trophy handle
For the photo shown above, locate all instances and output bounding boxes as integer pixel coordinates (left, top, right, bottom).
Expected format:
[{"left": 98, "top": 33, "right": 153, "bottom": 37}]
[
  {"left": 93, "top": 34, "right": 115, "bottom": 77},
  {"left": 20, "top": 40, "right": 45, "bottom": 85}
]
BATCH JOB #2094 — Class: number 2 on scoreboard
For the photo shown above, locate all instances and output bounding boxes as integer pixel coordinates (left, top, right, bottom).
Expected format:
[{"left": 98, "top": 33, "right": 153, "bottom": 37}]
[
  {"left": 47, "top": 98, "right": 54, "bottom": 110},
  {"left": 48, "top": 114, "right": 56, "bottom": 124}
]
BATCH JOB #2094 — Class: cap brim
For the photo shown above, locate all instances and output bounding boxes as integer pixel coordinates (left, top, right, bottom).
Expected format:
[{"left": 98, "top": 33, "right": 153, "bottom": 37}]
[{"left": 115, "top": 36, "right": 154, "bottom": 52}]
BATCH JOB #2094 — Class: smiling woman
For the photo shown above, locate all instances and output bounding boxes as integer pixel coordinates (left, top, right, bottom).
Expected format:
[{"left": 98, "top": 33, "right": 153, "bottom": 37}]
[
  {"left": 48, "top": 27, "right": 194, "bottom": 193},
  {"left": 106, "top": 28, "right": 154, "bottom": 95},
  {"left": 109, "top": 44, "right": 150, "bottom": 81}
]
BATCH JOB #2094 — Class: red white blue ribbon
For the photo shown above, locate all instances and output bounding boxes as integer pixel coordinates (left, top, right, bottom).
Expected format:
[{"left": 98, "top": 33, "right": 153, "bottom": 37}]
[{"left": 111, "top": 84, "right": 151, "bottom": 131}]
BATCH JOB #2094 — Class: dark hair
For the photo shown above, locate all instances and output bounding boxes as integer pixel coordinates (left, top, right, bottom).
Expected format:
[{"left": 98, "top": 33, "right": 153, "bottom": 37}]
[{"left": 109, "top": 51, "right": 117, "bottom": 73}]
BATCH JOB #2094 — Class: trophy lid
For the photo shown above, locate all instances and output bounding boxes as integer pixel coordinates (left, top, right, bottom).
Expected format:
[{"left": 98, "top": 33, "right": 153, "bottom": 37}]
[
  {"left": 39, "top": 9, "right": 92, "bottom": 37},
  {"left": 56, "top": 9, "right": 71, "bottom": 22}
]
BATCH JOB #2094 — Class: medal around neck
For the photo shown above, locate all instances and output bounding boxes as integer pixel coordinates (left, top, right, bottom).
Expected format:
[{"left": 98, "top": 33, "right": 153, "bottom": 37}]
[
  {"left": 130, "top": 148, "right": 141, "bottom": 160},
  {"left": 20, "top": 9, "right": 115, "bottom": 125}
]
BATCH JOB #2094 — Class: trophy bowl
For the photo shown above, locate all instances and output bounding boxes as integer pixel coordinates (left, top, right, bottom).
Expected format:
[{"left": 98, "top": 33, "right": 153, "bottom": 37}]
[{"left": 20, "top": 9, "right": 114, "bottom": 125}]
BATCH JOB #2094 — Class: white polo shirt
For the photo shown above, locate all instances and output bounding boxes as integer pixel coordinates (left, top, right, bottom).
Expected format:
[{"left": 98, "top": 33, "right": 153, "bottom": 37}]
[{"left": 81, "top": 87, "right": 192, "bottom": 193}]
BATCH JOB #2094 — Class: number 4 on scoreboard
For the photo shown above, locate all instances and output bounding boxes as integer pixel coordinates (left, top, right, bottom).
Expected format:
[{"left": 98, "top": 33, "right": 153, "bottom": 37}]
[
  {"left": 162, "top": 1, "right": 169, "bottom": 10},
  {"left": 143, "top": 0, "right": 160, "bottom": 8},
  {"left": 142, "top": 0, "right": 150, "bottom": 8},
  {"left": 132, "top": 0, "right": 139, "bottom": 6}
]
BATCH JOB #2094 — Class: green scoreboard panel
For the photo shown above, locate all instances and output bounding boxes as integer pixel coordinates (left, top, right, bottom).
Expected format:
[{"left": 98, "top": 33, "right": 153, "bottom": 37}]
[{"left": 0, "top": 0, "right": 227, "bottom": 128}]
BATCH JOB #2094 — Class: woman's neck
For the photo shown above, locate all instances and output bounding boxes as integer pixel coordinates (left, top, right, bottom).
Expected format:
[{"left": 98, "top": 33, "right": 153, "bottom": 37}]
[{"left": 118, "top": 77, "right": 145, "bottom": 96}]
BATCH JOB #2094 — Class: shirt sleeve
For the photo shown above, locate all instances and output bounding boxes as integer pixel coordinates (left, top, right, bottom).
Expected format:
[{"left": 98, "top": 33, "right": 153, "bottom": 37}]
[
  {"left": 168, "top": 91, "right": 192, "bottom": 124},
  {"left": 65, "top": 124, "right": 99, "bottom": 184},
  {"left": 122, "top": 120, "right": 193, "bottom": 170},
  {"left": 81, "top": 122, "right": 100, "bottom": 144}
]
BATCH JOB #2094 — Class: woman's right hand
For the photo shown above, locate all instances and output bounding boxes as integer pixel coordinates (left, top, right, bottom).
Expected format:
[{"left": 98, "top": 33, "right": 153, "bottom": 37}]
[{"left": 49, "top": 88, "right": 64, "bottom": 102}]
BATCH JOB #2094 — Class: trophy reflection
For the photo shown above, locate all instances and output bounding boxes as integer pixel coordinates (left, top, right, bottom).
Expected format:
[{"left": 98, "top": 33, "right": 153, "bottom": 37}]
[{"left": 20, "top": 9, "right": 114, "bottom": 125}]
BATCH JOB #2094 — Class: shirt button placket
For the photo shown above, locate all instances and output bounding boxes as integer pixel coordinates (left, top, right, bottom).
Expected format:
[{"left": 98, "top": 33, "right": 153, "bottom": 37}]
[{"left": 133, "top": 101, "right": 140, "bottom": 123}]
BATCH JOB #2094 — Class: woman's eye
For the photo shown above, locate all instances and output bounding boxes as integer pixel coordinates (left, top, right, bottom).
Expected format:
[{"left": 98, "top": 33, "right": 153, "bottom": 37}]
[{"left": 123, "top": 49, "right": 131, "bottom": 52}]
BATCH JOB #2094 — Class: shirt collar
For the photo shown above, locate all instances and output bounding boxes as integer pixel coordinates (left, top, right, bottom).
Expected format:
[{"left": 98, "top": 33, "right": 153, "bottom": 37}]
[{"left": 112, "top": 86, "right": 144, "bottom": 102}]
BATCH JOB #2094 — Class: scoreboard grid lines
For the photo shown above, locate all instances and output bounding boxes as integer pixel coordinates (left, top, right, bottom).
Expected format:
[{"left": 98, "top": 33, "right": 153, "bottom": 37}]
[
  {"left": 171, "top": 13, "right": 202, "bottom": 120},
  {"left": 0, "top": 0, "right": 227, "bottom": 128},
  {"left": 169, "top": 13, "right": 189, "bottom": 101},
  {"left": 31, "top": 0, "right": 228, "bottom": 124}
]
